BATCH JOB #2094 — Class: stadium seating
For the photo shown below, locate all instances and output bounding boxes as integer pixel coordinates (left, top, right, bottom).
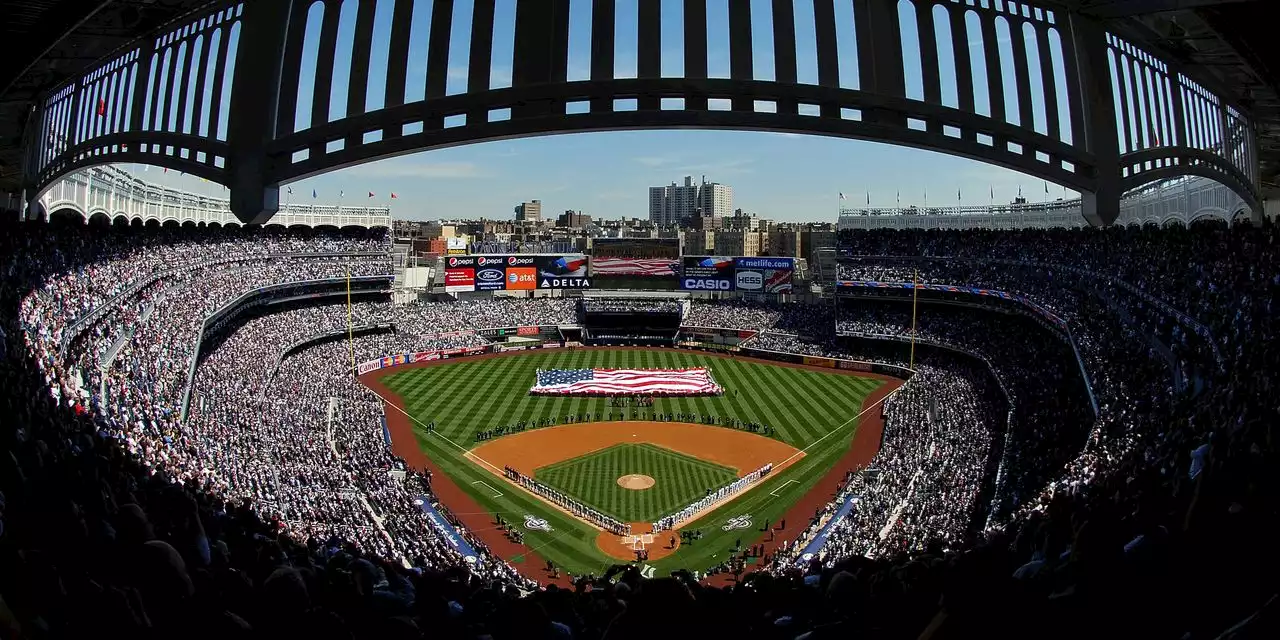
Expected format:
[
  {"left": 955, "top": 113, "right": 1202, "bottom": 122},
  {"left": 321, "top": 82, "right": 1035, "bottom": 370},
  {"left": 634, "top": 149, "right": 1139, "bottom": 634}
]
[{"left": 0, "top": 219, "right": 1275, "bottom": 638}]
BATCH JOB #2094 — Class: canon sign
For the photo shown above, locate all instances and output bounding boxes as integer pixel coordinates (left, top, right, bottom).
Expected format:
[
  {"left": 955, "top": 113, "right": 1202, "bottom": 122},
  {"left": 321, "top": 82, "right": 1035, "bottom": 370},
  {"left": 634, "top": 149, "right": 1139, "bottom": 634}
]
[
  {"left": 683, "top": 278, "right": 733, "bottom": 290},
  {"left": 735, "top": 271, "right": 764, "bottom": 290}
]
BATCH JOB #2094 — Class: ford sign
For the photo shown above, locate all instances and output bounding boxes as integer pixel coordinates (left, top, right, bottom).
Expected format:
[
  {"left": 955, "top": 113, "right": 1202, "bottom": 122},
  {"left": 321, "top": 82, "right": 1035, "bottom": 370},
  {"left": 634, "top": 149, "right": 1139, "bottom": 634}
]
[
  {"left": 476, "top": 268, "right": 504, "bottom": 281},
  {"left": 683, "top": 278, "right": 733, "bottom": 290},
  {"left": 736, "top": 270, "right": 763, "bottom": 290}
]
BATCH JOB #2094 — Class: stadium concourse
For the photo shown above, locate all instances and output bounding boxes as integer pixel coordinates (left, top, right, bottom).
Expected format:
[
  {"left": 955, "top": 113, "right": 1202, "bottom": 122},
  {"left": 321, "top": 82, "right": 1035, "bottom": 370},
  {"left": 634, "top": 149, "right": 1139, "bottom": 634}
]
[{"left": 0, "top": 220, "right": 1276, "bottom": 639}]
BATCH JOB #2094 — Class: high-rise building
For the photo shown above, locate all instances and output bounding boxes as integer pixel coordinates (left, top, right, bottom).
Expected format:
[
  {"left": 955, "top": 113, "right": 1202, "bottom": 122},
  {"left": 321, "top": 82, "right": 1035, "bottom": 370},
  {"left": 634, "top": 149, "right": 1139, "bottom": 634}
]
[
  {"left": 682, "top": 229, "right": 716, "bottom": 255},
  {"left": 648, "top": 176, "right": 733, "bottom": 228},
  {"left": 514, "top": 200, "right": 542, "bottom": 222},
  {"left": 714, "top": 230, "right": 762, "bottom": 257},
  {"left": 768, "top": 228, "right": 802, "bottom": 257},
  {"left": 556, "top": 210, "right": 592, "bottom": 228}
]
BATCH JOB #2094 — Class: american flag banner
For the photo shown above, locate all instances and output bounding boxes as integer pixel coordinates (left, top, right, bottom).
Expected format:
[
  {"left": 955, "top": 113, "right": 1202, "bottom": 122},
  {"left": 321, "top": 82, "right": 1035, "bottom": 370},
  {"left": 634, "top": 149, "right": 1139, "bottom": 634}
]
[
  {"left": 590, "top": 257, "right": 680, "bottom": 276},
  {"left": 530, "top": 368, "right": 723, "bottom": 396}
]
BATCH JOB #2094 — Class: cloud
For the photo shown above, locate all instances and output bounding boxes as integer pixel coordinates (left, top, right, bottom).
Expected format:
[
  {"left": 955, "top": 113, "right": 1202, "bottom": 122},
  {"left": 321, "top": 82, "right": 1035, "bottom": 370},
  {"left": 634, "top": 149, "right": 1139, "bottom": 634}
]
[
  {"left": 672, "top": 157, "right": 755, "bottom": 177},
  {"left": 347, "top": 161, "right": 489, "bottom": 179},
  {"left": 634, "top": 156, "right": 678, "bottom": 167},
  {"left": 594, "top": 190, "right": 630, "bottom": 201}
]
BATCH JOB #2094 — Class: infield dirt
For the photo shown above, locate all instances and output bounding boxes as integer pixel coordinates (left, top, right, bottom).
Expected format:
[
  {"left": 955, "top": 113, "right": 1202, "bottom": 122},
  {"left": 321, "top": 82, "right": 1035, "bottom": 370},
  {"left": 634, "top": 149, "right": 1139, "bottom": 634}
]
[{"left": 361, "top": 347, "right": 904, "bottom": 586}]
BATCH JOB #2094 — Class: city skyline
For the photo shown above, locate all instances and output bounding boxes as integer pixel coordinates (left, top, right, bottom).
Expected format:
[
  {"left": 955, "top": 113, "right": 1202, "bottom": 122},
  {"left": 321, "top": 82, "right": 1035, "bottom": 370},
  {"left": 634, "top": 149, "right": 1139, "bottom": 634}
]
[{"left": 122, "top": 128, "right": 1074, "bottom": 224}]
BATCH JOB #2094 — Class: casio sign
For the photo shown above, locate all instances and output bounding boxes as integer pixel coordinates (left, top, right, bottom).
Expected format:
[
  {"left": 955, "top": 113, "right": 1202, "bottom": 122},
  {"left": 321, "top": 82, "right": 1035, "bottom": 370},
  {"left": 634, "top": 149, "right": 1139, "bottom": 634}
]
[
  {"left": 476, "top": 269, "right": 504, "bottom": 282},
  {"left": 736, "top": 271, "right": 763, "bottom": 290},
  {"left": 684, "top": 278, "right": 733, "bottom": 290}
]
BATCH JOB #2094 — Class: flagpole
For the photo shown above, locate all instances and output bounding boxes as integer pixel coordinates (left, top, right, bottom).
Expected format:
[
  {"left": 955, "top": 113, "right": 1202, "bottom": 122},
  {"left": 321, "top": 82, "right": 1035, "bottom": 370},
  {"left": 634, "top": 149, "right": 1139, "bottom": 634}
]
[
  {"left": 910, "top": 269, "right": 919, "bottom": 369},
  {"left": 347, "top": 265, "right": 355, "bottom": 379}
]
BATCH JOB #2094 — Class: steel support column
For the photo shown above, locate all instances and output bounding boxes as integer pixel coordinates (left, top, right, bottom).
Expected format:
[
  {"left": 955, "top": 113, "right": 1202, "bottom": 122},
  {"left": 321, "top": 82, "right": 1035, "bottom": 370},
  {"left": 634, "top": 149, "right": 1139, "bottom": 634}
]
[
  {"left": 226, "top": 0, "right": 292, "bottom": 225},
  {"left": 1067, "top": 13, "right": 1121, "bottom": 226}
]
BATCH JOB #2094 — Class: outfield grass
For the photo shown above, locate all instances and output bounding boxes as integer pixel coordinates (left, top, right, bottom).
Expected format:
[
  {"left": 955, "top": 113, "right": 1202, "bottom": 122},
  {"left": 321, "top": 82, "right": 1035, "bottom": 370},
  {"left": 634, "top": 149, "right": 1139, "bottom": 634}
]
[
  {"left": 377, "top": 349, "right": 881, "bottom": 577},
  {"left": 535, "top": 443, "right": 738, "bottom": 523}
]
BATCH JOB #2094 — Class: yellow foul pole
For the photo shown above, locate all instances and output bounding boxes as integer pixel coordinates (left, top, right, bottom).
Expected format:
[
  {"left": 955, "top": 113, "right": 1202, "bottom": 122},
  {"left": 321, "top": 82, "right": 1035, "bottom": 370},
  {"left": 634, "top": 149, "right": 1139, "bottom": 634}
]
[
  {"left": 909, "top": 269, "right": 919, "bottom": 369},
  {"left": 347, "top": 265, "right": 355, "bottom": 378}
]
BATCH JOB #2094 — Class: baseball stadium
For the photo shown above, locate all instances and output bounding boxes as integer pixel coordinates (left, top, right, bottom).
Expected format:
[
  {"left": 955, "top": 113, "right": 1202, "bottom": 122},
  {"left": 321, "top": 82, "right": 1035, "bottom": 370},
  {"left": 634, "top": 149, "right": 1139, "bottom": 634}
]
[{"left": 3, "top": 0, "right": 1278, "bottom": 638}]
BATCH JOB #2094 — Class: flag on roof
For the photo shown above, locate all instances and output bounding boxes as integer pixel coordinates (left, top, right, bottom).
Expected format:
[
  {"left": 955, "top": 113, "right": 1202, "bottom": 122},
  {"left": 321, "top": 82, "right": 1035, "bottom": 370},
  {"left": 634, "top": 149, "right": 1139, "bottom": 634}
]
[{"left": 391, "top": 192, "right": 398, "bottom": 199}]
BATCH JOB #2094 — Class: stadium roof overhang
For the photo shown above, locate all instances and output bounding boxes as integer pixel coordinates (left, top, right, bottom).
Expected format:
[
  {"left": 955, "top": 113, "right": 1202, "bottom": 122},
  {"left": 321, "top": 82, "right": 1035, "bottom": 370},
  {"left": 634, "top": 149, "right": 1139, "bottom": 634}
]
[{"left": 1, "top": 0, "right": 1277, "bottom": 198}]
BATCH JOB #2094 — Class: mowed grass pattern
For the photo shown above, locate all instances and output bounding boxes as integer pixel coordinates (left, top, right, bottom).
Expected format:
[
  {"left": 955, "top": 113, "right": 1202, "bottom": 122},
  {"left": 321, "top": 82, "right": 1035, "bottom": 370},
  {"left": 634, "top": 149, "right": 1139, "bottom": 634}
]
[
  {"left": 384, "top": 350, "right": 880, "bottom": 449},
  {"left": 535, "top": 444, "right": 738, "bottom": 523},
  {"left": 377, "top": 350, "right": 882, "bottom": 576}
]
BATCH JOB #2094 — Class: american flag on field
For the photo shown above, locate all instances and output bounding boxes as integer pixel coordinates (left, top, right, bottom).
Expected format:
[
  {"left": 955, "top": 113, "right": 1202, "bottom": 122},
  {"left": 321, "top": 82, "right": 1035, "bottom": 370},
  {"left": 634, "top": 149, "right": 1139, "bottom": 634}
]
[
  {"left": 591, "top": 257, "right": 679, "bottom": 276},
  {"left": 530, "top": 368, "right": 723, "bottom": 396}
]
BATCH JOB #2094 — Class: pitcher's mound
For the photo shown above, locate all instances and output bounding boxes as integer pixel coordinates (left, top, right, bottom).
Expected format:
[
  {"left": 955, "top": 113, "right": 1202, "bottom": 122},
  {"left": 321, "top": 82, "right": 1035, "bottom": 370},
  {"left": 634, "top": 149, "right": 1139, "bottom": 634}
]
[{"left": 617, "top": 474, "right": 655, "bottom": 490}]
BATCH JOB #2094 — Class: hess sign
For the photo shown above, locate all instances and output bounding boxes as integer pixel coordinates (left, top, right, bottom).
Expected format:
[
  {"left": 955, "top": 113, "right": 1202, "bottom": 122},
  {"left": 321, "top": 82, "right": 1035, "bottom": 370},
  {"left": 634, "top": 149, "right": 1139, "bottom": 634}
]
[{"left": 683, "top": 278, "right": 733, "bottom": 290}]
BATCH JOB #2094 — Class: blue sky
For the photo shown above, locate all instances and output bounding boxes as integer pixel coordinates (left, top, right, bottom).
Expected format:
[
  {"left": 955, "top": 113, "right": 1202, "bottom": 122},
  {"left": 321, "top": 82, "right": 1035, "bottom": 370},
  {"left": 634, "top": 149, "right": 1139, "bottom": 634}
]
[{"left": 137, "top": 0, "right": 1082, "bottom": 221}]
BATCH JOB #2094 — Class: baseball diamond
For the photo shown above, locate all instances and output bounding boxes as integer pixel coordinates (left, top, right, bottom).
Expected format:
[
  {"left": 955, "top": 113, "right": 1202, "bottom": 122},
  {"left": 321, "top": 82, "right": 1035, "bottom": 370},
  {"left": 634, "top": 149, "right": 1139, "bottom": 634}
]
[
  {"left": 364, "top": 347, "right": 889, "bottom": 577},
  {"left": 533, "top": 443, "right": 738, "bottom": 523}
]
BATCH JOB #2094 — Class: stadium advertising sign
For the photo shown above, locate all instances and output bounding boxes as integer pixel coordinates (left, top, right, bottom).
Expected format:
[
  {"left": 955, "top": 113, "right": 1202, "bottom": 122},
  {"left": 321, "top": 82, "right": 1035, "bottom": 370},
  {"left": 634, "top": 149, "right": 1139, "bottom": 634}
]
[
  {"left": 681, "top": 256, "right": 736, "bottom": 291},
  {"left": 837, "top": 359, "right": 872, "bottom": 372},
  {"left": 474, "top": 256, "right": 508, "bottom": 291},
  {"left": 803, "top": 356, "right": 837, "bottom": 368},
  {"left": 535, "top": 255, "right": 591, "bottom": 289},
  {"left": 446, "top": 237, "right": 468, "bottom": 255},
  {"left": 734, "top": 257, "right": 794, "bottom": 294},
  {"left": 444, "top": 256, "right": 478, "bottom": 292},
  {"left": 505, "top": 255, "right": 538, "bottom": 291},
  {"left": 516, "top": 326, "right": 540, "bottom": 336}
]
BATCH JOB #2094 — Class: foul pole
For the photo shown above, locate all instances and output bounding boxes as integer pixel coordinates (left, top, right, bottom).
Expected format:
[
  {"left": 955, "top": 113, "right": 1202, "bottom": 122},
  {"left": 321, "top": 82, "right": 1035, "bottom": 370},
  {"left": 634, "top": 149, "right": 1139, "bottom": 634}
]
[
  {"left": 909, "top": 269, "right": 919, "bottom": 369},
  {"left": 347, "top": 265, "right": 355, "bottom": 378}
]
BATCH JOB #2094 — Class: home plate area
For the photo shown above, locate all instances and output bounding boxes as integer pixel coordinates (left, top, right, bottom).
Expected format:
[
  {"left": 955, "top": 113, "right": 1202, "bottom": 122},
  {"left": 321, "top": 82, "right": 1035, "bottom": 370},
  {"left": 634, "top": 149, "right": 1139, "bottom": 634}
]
[{"left": 621, "top": 532, "right": 656, "bottom": 550}]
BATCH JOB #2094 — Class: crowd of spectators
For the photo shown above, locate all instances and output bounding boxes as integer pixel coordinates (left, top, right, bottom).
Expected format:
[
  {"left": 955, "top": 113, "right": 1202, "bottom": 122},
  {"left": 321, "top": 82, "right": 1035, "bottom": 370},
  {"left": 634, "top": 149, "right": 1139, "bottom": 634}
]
[
  {"left": 781, "top": 357, "right": 1002, "bottom": 565},
  {"left": 0, "top": 218, "right": 1276, "bottom": 638},
  {"left": 684, "top": 299, "right": 832, "bottom": 335},
  {"left": 580, "top": 298, "right": 684, "bottom": 314}
]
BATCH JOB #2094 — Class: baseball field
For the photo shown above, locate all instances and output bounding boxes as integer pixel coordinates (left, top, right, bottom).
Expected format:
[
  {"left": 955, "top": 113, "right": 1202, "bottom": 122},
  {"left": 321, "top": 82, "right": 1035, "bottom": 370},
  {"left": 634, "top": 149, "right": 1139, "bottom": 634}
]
[{"left": 362, "top": 348, "right": 890, "bottom": 581}]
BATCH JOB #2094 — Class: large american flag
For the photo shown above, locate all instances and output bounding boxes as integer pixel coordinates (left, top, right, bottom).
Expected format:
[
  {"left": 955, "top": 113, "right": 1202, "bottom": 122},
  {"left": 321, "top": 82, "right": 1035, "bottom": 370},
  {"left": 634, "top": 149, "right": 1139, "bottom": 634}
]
[
  {"left": 591, "top": 257, "right": 679, "bottom": 276},
  {"left": 530, "top": 368, "right": 723, "bottom": 396}
]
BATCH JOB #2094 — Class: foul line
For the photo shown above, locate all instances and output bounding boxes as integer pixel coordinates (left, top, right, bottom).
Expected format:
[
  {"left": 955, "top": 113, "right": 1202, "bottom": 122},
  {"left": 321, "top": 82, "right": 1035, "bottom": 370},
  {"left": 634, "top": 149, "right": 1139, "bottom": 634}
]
[
  {"left": 770, "top": 479, "right": 801, "bottom": 497},
  {"left": 362, "top": 386, "right": 506, "bottom": 476},
  {"left": 774, "top": 385, "right": 904, "bottom": 468},
  {"left": 472, "top": 480, "right": 504, "bottom": 498}
]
